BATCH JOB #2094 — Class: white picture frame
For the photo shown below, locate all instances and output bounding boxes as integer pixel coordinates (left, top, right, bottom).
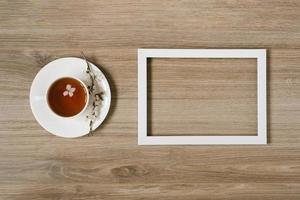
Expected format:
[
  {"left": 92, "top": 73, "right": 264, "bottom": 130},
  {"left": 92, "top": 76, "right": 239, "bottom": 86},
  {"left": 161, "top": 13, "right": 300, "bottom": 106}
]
[{"left": 138, "top": 49, "right": 267, "bottom": 145}]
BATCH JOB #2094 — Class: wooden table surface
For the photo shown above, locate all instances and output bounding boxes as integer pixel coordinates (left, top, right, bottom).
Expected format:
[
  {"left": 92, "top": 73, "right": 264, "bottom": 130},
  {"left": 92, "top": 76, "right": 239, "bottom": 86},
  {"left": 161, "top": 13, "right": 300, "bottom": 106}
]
[{"left": 1, "top": 0, "right": 300, "bottom": 199}]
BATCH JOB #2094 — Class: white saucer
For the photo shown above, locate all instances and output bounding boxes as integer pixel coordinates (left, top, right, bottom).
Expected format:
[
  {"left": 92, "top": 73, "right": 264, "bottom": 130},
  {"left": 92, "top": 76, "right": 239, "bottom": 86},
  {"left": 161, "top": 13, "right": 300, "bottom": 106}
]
[{"left": 30, "top": 57, "right": 111, "bottom": 138}]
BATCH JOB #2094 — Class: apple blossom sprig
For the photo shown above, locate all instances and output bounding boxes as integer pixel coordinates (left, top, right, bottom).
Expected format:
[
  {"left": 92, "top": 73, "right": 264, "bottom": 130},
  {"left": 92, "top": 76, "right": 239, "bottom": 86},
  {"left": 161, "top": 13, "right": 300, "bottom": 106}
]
[{"left": 81, "top": 52, "right": 104, "bottom": 136}]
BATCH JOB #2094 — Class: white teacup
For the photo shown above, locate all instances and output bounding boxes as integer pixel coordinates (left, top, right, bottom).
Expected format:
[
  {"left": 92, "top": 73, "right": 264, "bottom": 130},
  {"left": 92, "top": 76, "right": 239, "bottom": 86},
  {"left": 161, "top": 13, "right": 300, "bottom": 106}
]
[{"left": 46, "top": 77, "right": 89, "bottom": 118}]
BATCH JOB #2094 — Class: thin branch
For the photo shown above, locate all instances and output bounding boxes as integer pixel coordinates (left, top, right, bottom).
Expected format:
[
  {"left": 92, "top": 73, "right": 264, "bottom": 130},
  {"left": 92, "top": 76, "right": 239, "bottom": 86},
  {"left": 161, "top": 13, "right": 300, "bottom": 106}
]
[{"left": 81, "top": 52, "right": 104, "bottom": 136}]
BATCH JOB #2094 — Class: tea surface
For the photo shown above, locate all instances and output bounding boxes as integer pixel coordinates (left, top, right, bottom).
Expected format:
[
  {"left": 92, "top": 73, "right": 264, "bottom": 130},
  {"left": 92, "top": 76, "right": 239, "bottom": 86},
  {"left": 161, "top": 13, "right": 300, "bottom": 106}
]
[{"left": 47, "top": 77, "right": 87, "bottom": 117}]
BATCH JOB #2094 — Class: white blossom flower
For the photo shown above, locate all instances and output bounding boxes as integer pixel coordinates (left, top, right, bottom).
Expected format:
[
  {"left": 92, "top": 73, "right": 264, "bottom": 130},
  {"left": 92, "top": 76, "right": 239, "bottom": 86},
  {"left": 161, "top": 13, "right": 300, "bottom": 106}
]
[
  {"left": 63, "top": 84, "right": 76, "bottom": 97},
  {"left": 86, "top": 113, "right": 96, "bottom": 120}
]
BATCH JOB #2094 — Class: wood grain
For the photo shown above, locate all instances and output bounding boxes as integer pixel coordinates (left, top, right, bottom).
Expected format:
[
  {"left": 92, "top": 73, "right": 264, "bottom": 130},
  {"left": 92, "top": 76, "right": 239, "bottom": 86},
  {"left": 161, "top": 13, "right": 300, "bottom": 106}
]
[
  {"left": 1, "top": 0, "right": 300, "bottom": 199},
  {"left": 149, "top": 58, "right": 257, "bottom": 135}
]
